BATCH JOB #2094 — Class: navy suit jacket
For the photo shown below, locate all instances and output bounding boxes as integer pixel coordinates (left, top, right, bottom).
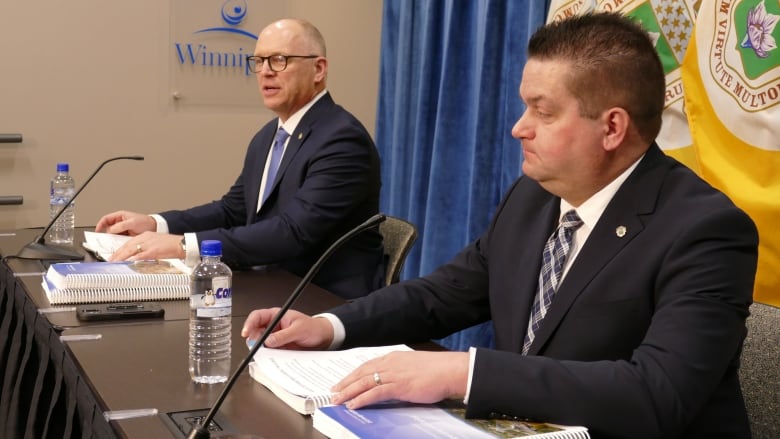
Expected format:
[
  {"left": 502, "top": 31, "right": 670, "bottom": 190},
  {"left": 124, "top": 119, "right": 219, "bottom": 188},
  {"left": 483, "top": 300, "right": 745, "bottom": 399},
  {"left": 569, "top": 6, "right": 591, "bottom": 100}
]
[
  {"left": 332, "top": 144, "right": 758, "bottom": 438},
  {"left": 160, "top": 93, "right": 384, "bottom": 299}
]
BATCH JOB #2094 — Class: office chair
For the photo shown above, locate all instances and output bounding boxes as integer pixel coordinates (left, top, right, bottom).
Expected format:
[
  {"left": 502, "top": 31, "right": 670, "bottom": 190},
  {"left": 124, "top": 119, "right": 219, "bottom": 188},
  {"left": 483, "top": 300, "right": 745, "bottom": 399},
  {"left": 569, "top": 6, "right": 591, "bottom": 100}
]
[
  {"left": 738, "top": 301, "right": 780, "bottom": 439},
  {"left": 379, "top": 215, "right": 418, "bottom": 286}
]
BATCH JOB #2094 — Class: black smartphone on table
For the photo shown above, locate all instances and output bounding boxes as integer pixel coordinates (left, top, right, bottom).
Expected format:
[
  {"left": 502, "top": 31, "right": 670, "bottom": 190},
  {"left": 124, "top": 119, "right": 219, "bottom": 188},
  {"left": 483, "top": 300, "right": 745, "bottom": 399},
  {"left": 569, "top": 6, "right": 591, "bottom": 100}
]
[{"left": 76, "top": 302, "right": 165, "bottom": 321}]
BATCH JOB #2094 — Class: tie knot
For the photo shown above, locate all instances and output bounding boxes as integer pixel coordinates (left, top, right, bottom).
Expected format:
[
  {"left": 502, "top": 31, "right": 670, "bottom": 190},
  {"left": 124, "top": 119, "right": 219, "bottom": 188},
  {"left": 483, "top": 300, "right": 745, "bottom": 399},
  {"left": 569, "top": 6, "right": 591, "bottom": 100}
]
[
  {"left": 560, "top": 210, "right": 583, "bottom": 231},
  {"left": 274, "top": 127, "right": 290, "bottom": 144}
]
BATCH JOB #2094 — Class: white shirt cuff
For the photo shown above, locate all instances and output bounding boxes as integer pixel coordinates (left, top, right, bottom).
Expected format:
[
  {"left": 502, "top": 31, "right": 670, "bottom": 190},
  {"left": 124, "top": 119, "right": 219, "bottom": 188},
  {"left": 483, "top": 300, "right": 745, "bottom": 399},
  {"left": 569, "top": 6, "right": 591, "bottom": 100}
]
[
  {"left": 182, "top": 233, "right": 200, "bottom": 266},
  {"left": 464, "top": 346, "right": 477, "bottom": 404},
  {"left": 150, "top": 214, "right": 169, "bottom": 233},
  {"left": 313, "top": 313, "right": 345, "bottom": 350}
]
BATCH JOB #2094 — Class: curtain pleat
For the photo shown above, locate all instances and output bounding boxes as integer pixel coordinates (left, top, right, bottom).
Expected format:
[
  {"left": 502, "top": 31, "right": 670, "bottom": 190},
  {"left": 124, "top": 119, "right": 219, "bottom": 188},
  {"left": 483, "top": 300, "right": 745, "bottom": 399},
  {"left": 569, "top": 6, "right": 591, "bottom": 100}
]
[{"left": 376, "top": 0, "right": 549, "bottom": 350}]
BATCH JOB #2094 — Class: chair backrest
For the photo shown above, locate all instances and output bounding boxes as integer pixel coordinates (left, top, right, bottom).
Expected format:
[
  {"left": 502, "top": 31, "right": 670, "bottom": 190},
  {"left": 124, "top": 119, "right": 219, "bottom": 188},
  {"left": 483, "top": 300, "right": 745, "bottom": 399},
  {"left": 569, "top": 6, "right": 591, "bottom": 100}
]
[
  {"left": 739, "top": 302, "right": 780, "bottom": 439},
  {"left": 379, "top": 215, "right": 418, "bottom": 286}
]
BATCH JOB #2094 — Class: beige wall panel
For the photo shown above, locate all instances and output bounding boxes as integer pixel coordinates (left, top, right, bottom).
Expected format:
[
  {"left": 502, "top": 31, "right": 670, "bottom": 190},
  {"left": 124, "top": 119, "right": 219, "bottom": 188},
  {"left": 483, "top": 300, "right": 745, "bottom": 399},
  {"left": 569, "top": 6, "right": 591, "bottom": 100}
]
[{"left": 0, "top": 1, "right": 382, "bottom": 231}]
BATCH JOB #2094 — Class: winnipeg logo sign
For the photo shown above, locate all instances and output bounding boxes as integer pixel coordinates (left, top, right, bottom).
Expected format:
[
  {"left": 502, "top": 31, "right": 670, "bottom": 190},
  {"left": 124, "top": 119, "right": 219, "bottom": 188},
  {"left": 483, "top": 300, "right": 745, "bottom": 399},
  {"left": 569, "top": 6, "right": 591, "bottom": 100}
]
[{"left": 173, "top": 0, "right": 258, "bottom": 77}]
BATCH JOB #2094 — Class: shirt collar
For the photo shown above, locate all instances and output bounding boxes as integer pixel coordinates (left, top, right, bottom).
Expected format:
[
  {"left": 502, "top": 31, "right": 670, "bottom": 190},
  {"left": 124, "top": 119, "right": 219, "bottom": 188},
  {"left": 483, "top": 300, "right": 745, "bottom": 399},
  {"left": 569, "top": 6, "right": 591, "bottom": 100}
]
[
  {"left": 277, "top": 89, "right": 328, "bottom": 135},
  {"left": 560, "top": 154, "right": 644, "bottom": 228}
]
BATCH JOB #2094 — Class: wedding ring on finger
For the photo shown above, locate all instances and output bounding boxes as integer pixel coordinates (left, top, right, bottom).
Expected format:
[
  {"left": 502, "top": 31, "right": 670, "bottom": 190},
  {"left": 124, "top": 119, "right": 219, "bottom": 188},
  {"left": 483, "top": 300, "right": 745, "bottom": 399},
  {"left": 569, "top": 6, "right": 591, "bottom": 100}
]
[
  {"left": 136, "top": 244, "right": 142, "bottom": 253},
  {"left": 373, "top": 372, "right": 382, "bottom": 386}
]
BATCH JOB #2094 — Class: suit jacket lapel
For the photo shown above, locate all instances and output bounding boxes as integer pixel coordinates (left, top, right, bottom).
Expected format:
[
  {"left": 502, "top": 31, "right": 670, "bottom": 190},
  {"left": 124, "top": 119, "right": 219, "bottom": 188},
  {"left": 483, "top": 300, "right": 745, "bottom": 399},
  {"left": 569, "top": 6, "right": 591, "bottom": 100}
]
[
  {"left": 526, "top": 145, "right": 667, "bottom": 355},
  {"left": 273, "top": 125, "right": 308, "bottom": 187},
  {"left": 259, "top": 93, "right": 334, "bottom": 211},
  {"left": 504, "top": 196, "right": 560, "bottom": 351}
]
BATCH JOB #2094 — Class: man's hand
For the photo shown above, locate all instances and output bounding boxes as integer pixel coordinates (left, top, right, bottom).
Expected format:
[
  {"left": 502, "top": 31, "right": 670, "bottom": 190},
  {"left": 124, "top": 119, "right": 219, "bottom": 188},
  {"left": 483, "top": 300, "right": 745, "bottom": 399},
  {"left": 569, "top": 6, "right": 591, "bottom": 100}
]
[
  {"left": 241, "top": 308, "right": 334, "bottom": 350},
  {"left": 109, "top": 232, "right": 184, "bottom": 261},
  {"left": 95, "top": 210, "right": 157, "bottom": 236},
  {"left": 331, "top": 351, "right": 470, "bottom": 409}
]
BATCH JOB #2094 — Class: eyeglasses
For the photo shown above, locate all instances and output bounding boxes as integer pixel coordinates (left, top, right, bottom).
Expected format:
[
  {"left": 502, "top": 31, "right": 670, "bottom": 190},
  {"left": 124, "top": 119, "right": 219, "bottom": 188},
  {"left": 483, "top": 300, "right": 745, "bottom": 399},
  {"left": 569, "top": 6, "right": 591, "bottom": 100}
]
[{"left": 246, "top": 55, "right": 318, "bottom": 73}]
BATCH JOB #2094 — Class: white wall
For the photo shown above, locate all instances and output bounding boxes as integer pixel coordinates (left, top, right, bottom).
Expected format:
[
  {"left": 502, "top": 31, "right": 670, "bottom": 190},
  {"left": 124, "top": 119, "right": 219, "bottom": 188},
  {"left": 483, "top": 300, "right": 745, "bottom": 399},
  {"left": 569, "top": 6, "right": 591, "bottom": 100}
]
[{"left": 0, "top": 0, "right": 382, "bottom": 231}]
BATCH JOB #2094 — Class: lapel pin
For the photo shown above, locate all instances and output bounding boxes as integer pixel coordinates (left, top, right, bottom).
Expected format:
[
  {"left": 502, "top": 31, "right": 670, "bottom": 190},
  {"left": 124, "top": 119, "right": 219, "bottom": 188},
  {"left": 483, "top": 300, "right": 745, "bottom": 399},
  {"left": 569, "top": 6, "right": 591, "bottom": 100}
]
[
  {"left": 616, "top": 226, "right": 627, "bottom": 238},
  {"left": 297, "top": 133, "right": 303, "bottom": 140}
]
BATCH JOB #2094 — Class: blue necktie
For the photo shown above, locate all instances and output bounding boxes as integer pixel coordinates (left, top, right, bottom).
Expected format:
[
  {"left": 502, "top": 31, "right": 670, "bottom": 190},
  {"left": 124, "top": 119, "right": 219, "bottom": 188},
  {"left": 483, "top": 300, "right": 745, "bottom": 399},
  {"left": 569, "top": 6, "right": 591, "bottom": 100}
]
[
  {"left": 522, "top": 210, "right": 583, "bottom": 355},
  {"left": 261, "top": 127, "right": 290, "bottom": 205}
]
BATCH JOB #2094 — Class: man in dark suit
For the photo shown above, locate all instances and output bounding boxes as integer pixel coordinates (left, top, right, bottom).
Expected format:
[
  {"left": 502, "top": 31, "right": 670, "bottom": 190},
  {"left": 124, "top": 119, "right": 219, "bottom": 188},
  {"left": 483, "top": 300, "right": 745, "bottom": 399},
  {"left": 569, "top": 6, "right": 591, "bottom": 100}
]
[
  {"left": 95, "top": 19, "right": 384, "bottom": 299},
  {"left": 241, "top": 13, "right": 758, "bottom": 438}
]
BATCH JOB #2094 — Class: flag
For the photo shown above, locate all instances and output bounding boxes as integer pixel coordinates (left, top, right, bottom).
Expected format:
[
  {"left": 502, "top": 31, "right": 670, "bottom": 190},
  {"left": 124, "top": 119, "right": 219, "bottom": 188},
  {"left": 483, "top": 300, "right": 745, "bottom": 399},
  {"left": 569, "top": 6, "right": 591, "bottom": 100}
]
[
  {"left": 546, "top": 0, "right": 780, "bottom": 305},
  {"left": 681, "top": 0, "right": 780, "bottom": 305}
]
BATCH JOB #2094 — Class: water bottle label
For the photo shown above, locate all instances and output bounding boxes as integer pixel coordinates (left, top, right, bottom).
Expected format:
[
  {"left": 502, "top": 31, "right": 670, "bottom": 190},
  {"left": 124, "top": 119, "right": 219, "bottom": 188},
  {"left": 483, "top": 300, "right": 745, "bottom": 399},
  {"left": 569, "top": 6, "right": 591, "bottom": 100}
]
[{"left": 191, "top": 276, "right": 232, "bottom": 318}]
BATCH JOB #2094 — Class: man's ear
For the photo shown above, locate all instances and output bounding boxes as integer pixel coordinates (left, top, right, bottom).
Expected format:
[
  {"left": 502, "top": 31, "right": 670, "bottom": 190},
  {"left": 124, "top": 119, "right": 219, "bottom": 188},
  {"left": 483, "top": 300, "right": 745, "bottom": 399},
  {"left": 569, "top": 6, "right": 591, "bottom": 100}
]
[
  {"left": 314, "top": 57, "right": 328, "bottom": 83},
  {"left": 602, "top": 107, "right": 629, "bottom": 152}
]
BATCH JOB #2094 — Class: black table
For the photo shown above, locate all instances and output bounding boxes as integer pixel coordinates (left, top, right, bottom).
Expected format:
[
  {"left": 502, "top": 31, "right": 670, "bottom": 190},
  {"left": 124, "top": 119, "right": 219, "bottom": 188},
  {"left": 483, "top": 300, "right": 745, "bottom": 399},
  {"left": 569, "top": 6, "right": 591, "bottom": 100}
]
[{"left": 0, "top": 228, "right": 345, "bottom": 438}]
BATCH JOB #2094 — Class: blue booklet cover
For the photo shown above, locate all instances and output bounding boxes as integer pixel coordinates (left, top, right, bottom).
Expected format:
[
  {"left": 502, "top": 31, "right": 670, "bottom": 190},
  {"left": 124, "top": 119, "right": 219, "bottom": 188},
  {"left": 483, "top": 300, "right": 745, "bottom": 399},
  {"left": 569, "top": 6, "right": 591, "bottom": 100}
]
[
  {"left": 45, "top": 259, "right": 191, "bottom": 290},
  {"left": 313, "top": 403, "right": 589, "bottom": 438}
]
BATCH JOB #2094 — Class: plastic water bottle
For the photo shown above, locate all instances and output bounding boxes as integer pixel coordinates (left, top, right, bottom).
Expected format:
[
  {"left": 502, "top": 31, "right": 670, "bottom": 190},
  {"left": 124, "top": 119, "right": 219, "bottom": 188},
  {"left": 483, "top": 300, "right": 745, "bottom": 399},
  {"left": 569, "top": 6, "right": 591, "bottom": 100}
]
[
  {"left": 189, "top": 240, "right": 232, "bottom": 384},
  {"left": 47, "top": 162, "right": 76, "bottom": 244}
]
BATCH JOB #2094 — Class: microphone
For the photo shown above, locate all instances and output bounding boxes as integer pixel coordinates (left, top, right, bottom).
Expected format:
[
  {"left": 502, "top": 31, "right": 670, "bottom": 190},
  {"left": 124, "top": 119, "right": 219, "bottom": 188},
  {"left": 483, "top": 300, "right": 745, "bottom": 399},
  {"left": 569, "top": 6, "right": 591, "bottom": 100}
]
[
  {"left": 186, "top": 213, "right": 387, "bottom": 439},
  {"left": 16, "top": 155, "right": 145, "bottom": 260}
]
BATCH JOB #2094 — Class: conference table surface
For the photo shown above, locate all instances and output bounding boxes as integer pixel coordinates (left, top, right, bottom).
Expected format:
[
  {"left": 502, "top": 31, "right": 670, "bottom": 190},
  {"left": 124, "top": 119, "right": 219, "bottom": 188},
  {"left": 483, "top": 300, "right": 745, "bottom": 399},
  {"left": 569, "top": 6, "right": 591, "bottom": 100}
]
[
  {"left": 65, "top": 318, "right": 327, "bottom": 438},
  {"left": 0, "top": 228, "right": 357, "bottom": 438}
]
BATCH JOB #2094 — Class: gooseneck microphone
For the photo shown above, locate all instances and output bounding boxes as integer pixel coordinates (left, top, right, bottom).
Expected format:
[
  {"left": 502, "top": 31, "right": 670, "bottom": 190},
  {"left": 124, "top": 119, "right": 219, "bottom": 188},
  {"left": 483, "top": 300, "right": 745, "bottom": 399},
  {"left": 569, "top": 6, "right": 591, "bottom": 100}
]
[
  {"left": 186, "top": 213, "right": 387, "bottom": 439},
  {"left": 16, "top": 155, "right": 145, "bottom": 260}
]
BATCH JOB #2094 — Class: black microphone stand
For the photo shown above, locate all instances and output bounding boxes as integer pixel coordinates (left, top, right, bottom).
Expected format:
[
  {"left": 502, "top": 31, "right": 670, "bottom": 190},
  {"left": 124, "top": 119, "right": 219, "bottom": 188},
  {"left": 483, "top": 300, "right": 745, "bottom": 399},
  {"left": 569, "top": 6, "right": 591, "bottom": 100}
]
[
  {"left": 186, "top": 214, "right": 386, "bottom": 439},
  {"left": 16, "top": 155, "right": 144, "bottom": 260}
]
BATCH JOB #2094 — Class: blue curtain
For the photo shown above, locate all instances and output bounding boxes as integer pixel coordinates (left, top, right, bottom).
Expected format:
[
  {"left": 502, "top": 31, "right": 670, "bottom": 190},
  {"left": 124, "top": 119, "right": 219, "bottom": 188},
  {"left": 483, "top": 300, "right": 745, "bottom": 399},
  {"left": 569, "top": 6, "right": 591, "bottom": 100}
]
[{"left": 376, "top": 1, "right": 549, "bottom": 350}]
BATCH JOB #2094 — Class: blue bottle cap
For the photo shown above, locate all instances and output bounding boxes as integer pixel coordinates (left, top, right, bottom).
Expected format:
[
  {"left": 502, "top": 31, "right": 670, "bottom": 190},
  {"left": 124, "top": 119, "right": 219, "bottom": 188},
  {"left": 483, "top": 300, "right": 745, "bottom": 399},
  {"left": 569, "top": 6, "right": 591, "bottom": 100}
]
[
  {"left": 56, "top": 163, "right": 69, "bottom": 172},
  {"left": 200, "top": 240, "right": 222, "bottom": 256}
]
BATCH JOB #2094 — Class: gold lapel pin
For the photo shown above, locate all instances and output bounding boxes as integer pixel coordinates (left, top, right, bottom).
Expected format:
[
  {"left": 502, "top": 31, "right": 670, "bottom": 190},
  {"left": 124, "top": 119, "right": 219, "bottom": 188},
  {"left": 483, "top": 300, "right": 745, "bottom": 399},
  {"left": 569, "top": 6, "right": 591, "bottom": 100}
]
[
  {"left": 297, "top": 133, "right": 303, "bottom": 140},
  {"left": 616, "top": 226, "right": 627, "bottom": 238}
]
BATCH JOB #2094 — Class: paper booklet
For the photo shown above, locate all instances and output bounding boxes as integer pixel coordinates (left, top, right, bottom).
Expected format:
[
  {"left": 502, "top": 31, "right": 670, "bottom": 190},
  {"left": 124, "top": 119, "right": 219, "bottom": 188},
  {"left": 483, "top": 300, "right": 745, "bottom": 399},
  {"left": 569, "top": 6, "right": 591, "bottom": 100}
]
[
  {"left": 45, "top": 259, "right": 191, "bottom": 290},
  {"left": 82, "top": 231, "right": 132, "bottom": 261},
  {"left": 313, "top": 402, "right": 590, "bottom": 439},
  {"left": 247, "top": 344, "right": 413, "bottom": 415},
  {"left": 42, "top": 259, "right": 191, "bottom": 304},
  {"left": 42, "top": 277, "right": 190, "bottom": 305}
]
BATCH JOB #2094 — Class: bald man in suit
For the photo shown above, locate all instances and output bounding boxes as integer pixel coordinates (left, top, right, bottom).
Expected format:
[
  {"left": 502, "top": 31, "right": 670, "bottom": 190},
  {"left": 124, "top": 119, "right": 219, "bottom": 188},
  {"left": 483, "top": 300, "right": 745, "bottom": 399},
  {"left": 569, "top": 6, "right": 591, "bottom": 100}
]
[{"left": 96, "top": 19, "right": 384, "bottom": 299}]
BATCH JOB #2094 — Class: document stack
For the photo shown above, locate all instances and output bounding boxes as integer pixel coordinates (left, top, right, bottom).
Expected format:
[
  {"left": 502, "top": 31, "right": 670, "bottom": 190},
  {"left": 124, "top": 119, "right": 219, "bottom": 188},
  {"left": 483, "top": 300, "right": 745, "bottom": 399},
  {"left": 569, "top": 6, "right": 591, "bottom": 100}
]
[{"left": 42, "top": 259, "right": 191, "bottom": 304}]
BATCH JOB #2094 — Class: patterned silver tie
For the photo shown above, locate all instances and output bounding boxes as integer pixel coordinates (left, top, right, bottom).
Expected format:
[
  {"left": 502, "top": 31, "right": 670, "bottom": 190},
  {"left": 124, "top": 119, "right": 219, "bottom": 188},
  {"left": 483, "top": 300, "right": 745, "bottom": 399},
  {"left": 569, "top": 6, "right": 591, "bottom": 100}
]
[{"left": 522, "top": 210, "right": 583, "bottom": 355}]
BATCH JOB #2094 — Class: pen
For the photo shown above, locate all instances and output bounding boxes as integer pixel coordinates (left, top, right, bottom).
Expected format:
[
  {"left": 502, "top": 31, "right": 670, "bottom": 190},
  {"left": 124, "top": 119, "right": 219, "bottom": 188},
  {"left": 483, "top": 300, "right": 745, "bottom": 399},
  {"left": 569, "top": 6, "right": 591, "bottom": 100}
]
[
  {"left": 104, "top": 408, "right": 158, "bottom": 421},
  {"left": 38, "top": 306, "right": 77, "bottom": 314},
  {"left": 60, "top": 334, "right": 102, "bottom": 342},
  {"left": 13, "top": 272, "right": 45, "bottom": 278}
]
